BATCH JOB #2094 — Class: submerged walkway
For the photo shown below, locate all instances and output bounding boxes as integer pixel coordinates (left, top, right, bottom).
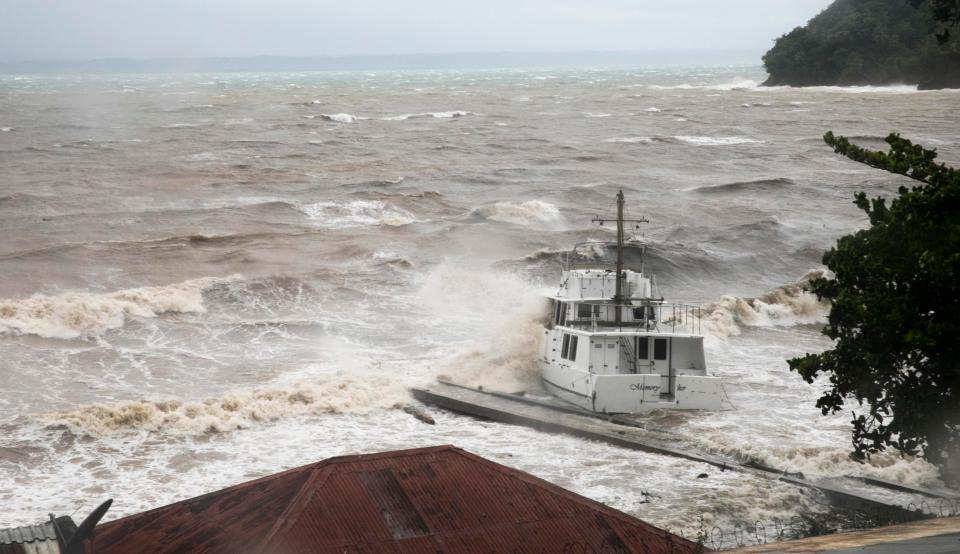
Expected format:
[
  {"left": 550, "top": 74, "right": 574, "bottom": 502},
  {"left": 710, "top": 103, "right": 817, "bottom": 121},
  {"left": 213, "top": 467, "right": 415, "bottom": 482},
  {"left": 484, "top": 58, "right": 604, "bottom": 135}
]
[
  {"left": 411, "top": 381, "right": 958, "bottom": 524},
  {"left": 731, "top": 516, "right": 960, "bottom": 552}
]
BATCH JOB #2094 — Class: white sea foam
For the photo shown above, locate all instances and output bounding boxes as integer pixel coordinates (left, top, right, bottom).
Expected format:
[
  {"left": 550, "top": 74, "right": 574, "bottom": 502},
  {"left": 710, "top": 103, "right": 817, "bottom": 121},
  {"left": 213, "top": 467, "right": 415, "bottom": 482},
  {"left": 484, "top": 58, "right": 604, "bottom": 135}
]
[
  {"left": 424, "top": 264, "right": 548, "bottom": 393},
  {"left": 644, "top": 107, "right": 662, "bottom": 112},
  {"left": 648, "top": 79, "right": 761, "bottom": 91},
  {"left": 472, "top": 200, "right": 562, "bottom": 226},
  {"left": 604, "top": 136, "right": 654, "bottom": 144},
  {"left": 381, "top": 110, "right": 473, "bottom": 120},
  {"left": 701, "top": 270, "right": 830, "bottom": 338},
  {"left": 643, "top": 79, "right": 934, "bottom": 93},
  {"left": 673, "top": 136, "right": 763, "bottom": 146},
  {"left": 319, "top": 113, "right": 357, "bottom": 123},
  {"left": 299, "top": 199, "right": 419, "bottom": 227},
  {"left": 0, "top": 276, "right": 238, "bottom": 340},
  {"left": 188, "top": 151, "right": 220, "bottom": 161},
  {"left": 41, "top": 374, "right": 409, "bottom": 436},
  {"left": 768, "top": 84, "right": 924, "bottom": 94},
  {"left": 0, "top": 127, "right": 12, "bottom": 132},
  {"left": 583, "top": 112, "right": 612, "bottom": 118}
]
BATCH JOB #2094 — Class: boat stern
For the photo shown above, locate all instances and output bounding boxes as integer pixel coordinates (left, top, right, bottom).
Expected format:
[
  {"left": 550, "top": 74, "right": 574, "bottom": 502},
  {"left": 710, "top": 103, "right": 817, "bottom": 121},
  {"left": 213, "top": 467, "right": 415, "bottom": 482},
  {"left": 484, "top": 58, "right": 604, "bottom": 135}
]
[
  {"left": 592, "top": 373, "right": 724, "bottom": 413},
  {"left": 592, "top": 374, "right": 663, "bottom": 413}
]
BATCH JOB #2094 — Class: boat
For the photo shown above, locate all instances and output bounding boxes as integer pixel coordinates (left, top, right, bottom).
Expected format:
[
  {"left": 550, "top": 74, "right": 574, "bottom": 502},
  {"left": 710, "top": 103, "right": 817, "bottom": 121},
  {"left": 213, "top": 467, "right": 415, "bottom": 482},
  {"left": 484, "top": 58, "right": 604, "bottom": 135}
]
[{"left": 539, "top": 190, "right": 723, "bottom": 413}]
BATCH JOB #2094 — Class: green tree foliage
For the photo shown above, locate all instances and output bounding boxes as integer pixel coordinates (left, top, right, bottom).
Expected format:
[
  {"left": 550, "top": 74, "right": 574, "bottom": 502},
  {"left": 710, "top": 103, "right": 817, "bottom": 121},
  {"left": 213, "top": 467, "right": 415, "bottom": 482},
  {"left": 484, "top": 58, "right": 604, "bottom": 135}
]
[
  {"left": 763, "top": 0, "right": 960, "bottom": 89},
  {"left": 789, "top": 132, "right": 960, "bottom": 480},
  {"left": 910, "top": 0, "right": 960, "bottom": 43}
]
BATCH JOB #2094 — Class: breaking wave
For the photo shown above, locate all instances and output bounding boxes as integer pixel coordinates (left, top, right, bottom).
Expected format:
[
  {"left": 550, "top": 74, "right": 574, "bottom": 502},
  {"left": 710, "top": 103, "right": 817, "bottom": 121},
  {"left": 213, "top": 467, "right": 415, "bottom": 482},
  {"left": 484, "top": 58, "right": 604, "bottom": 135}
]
[
  {"left": 647, "top": 79, "right": 761, "bottom": 91},
  {"left": 425, "top": 264, "right": 548, "bottom": 393},
  {"left": 687, "top": 178, "right": 795, "bottom": 194},
  {"left": 307, "top": 111, "right": 473, "bottom": 122},
  {"left": 767, "top": 84, "right": 925, "bottom": 94},
  {"left": 471, "top": 200, "right": 562, "bottom": 226},
  {"left": 673, "top": 136, "right": 764, "bottom": 146},
  {"left": 605, "top": 136, "right": 762, "bottom": 146},
  {"left": 299, "top": 199, "right": 420, "bottom": 227},
  {"left": 701, "top": 270, "right": 830, "bottom": 337},
  {"left": 695, "top": 439, "right": 942, "bottom": 487},
  {"left": 318, "top": 113, "right": 358, "bottom": 123},
  {"left": 382, "top": 110, "right": 474, "bottom": 120},
  {"left": 41, "top": 374, "right": 409, "bottom": 436},
  {"left": 0, "top": 276, "right": 240, "bottom": 339},
  {"left": 605, "top": 136, "right": 654, "bottom": 144}
]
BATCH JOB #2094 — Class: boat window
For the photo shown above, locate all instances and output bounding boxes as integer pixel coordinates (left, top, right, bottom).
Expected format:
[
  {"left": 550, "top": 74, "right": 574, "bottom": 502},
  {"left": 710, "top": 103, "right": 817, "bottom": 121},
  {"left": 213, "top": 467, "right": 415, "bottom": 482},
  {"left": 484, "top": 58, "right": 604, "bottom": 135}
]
[
  {"left": 654, "top": 338, "right": 668, "bottom": 360},
  {"left": 561, "top": 334, "right": 570, "bottom": 359},
  {"left": 632, "top": 307, "right": 643, "bottom": 320},
  {"left": 577, "top": 303, "right": 592, "bottom": 319},
  {"left": 569, "top": 336, "right": 578, "bottom": 361},
  {"left": 555, "top": 302, "right": 567, "bottom": 326},
  {"left": 636, "top": 337, "right": 649, "bottom": 359}
]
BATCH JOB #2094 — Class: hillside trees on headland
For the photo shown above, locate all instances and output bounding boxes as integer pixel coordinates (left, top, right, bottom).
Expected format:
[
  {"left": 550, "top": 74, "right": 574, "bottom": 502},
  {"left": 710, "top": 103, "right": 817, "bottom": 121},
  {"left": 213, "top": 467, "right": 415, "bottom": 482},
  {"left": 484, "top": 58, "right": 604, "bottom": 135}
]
[
  {"left": 789, "top": 132, "right": 960, "bottom": 482},
  {"left": 763, "top": 0, "right": 960, "bottom": 89}
]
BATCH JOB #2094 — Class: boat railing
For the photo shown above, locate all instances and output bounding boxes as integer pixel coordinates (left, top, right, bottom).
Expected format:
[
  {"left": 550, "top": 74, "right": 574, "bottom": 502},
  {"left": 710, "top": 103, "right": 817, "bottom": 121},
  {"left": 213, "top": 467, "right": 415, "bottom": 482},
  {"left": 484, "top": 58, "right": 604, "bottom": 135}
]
[
  {"left": 565, "top": 262, "right": 643, "bottom": 272},
  {"left": 564, "top": 303, "right": 703, "bottom": 335},
  {"left": 563, "top": 241, "right": 644, "bottom": 272}
]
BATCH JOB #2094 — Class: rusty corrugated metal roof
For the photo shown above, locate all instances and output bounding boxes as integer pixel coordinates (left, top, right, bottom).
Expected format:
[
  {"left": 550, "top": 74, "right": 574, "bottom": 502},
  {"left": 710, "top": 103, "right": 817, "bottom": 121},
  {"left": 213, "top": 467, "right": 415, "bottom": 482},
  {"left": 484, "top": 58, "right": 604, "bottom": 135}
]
[
  {"left": 88, "top": 445, "right": 706, "bottom": 553},
  {"left": 0, "top": 521, "right": 60, "bottom": 554}
]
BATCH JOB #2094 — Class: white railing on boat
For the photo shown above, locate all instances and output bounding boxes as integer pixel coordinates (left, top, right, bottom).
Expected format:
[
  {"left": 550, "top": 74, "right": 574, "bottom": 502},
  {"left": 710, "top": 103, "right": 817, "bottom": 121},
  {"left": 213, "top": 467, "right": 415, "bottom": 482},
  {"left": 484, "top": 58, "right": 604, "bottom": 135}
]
[{"left": 564, "top": 303, "right": 703, "bottom": 335}]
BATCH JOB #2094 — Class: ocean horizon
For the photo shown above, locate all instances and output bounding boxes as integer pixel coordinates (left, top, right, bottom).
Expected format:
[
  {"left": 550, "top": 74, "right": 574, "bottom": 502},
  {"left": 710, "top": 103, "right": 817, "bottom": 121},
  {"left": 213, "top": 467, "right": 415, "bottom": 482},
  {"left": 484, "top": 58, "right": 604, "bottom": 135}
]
[{"left": 0, "top": 49, "right": 767, "bottom": 74}]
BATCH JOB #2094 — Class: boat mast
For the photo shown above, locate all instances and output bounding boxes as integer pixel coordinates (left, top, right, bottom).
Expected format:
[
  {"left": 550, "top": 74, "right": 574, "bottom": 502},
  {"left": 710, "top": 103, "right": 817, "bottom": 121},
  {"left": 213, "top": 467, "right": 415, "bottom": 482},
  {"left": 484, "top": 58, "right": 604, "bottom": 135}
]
[
  {"left": 593, "top": 190, "right": 647, "bottom": 324},
  {"left": 615, "top": 190, "right": 625, "bottom": 318}
]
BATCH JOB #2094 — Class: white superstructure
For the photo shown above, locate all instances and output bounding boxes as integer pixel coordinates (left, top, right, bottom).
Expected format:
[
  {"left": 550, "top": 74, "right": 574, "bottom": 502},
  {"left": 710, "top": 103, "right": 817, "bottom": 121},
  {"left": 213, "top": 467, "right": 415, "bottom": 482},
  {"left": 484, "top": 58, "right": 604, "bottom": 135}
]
[{"left": 540, "top": 191, "right": 723, "bottom": 413}]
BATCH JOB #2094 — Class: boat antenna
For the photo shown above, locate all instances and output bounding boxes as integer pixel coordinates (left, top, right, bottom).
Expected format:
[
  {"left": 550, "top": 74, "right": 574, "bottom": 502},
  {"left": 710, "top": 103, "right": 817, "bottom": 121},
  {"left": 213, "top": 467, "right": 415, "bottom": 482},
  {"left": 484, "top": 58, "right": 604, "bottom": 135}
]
[{"left": 592, "top": 190, "right": 648, "bottom": 323}]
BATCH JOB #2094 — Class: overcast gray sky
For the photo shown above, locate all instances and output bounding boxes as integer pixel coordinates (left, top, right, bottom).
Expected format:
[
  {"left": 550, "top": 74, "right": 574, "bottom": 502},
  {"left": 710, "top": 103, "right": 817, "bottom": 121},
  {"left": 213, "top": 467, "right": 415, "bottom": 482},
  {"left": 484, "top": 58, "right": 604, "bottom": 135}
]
[{"left": 1, "top": 0, "right": 834, "bottom": 61}]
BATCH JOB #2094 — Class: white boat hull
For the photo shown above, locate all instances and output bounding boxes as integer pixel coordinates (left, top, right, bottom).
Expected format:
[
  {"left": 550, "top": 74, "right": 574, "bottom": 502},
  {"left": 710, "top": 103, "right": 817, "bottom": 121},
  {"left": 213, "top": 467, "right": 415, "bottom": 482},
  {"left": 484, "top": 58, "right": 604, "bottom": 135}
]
[{"left": 541, "top": 359, "right": 722, "bottom": 414}]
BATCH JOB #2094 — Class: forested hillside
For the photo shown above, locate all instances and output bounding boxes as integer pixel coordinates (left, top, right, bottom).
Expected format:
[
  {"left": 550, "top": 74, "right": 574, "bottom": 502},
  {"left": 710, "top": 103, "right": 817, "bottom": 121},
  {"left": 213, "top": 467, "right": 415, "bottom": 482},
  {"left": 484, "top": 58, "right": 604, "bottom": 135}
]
[{"left": 763, "top": 0, "right": 960, "bottom": 89}]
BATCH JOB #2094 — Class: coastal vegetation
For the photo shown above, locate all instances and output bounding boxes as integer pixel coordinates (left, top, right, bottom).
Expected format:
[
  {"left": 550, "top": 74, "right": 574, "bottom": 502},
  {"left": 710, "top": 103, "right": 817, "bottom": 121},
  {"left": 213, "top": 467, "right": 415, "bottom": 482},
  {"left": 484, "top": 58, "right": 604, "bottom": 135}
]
[
  {"left": 790, "top": 132, "right": 960, "bottom": 482},
  {"left": 763, "top": 0, "right": 960, "bottom": 88}
]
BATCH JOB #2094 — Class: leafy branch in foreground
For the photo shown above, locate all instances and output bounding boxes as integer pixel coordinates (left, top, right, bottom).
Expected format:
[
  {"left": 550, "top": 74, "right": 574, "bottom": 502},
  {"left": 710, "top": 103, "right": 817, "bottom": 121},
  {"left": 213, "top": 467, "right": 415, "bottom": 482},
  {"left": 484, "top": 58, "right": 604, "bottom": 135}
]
[{"left": 790, "top": 132, "right": 960, "bottom": 481}]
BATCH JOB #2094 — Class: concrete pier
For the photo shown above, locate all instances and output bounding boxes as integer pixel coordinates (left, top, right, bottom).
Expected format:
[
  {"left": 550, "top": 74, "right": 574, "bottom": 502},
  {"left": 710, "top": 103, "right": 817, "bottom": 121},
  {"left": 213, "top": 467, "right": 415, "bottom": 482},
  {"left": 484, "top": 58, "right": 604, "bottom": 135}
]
[{"left": 411, "top": 381, "right": 958, "bottom": 524}]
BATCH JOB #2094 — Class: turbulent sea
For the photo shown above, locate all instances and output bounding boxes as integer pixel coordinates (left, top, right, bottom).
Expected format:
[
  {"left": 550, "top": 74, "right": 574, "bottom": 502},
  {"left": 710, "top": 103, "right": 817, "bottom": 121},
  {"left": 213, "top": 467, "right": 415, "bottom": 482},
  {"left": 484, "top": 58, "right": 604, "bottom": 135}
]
[{"left": 0, "top": 66, "right": 957, "bottom": 535}]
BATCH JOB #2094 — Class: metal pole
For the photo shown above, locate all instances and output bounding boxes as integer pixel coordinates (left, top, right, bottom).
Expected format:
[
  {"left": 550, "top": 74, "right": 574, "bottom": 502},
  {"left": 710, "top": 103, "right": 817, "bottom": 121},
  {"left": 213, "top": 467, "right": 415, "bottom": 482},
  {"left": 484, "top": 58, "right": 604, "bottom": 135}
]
[{"left": 614, "top": 190, "right": 624, "bottom": 324}]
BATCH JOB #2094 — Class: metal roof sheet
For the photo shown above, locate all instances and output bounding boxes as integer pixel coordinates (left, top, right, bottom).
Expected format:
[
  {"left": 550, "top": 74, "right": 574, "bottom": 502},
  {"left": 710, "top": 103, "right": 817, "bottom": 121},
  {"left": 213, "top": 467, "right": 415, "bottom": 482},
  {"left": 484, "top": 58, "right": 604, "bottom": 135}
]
[
  {"left": 88, "top": 445, "right": 706, "bottom": 553},
  {"left": 0, "top": 523, "right": 57, "bottom": 545},
  {"left": 0, "top": 521, "right": 61, "bottom": 554}
]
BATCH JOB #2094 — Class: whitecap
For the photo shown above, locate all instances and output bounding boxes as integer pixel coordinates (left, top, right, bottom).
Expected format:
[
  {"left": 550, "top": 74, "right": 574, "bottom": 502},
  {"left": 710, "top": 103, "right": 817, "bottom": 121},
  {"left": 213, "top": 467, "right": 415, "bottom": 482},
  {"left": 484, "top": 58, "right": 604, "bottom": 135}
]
[
  {"left": 471, "top": 200, "right": 562, "bottom": 226},
  {"left": 40, "top": 374, "right": 409, "bottom": 436},
  {"left": 0, "top": 276, "right": 240, "bottom": 340},
  {"left": 673, "top": 136, "right": 763, "bottom": 146},
  {"left": 701, "top": 270, "right": 830, "bottom": 338},
  {"left": 381, "top": 110, "right": 473, "bottom": 121},
  {"left": 604, "top": 136, "right": 653, "bottom": 144},
  {"left": 319, "top": 113, "right": 357, "bottom": 123},
  {"left": 299, "top": 199, "right": 418, "bottom": 228}
]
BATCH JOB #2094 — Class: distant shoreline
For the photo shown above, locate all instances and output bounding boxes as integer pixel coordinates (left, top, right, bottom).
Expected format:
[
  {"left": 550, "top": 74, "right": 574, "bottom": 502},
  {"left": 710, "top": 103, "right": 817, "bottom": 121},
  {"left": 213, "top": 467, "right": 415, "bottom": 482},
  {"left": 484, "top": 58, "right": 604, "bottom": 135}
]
[{"left": 0, "top": 50, "right": 765, "bottom": 75}]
